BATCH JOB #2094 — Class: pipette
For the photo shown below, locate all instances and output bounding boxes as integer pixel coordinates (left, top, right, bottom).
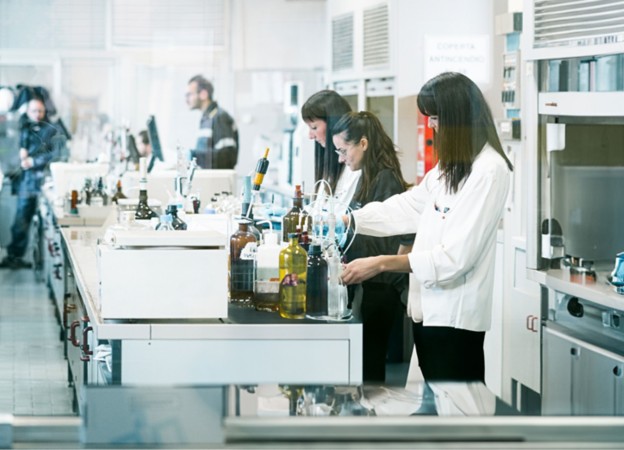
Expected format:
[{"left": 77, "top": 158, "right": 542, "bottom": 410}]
[{"left": 252, "top": 148, "right": 270, "bottom": 191}]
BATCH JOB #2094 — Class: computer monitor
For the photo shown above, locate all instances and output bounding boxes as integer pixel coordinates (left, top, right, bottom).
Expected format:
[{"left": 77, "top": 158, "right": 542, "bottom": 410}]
[{"left": 146, "top": 115, "right": 164, "bottom": 172}]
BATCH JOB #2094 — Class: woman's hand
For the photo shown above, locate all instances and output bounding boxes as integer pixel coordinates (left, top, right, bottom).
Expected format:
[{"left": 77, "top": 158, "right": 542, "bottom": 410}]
[{"left": 341, "top": 256, "right": 381, "bottom": 285}]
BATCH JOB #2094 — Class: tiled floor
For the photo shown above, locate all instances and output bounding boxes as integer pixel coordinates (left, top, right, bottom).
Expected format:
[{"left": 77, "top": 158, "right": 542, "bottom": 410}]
[{"left": 0, "top": 267, "right": 74, "bottom": 416}]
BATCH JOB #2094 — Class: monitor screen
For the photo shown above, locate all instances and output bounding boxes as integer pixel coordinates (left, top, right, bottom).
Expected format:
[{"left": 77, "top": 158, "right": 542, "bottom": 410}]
[{"left": 146, "top": 115, "right": 164, "bottom": 162}]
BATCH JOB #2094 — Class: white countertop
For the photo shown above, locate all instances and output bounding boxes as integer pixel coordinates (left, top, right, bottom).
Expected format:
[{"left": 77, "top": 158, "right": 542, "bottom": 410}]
[{"left": 61, "top": 227, "right": 361, "bottom": 341}]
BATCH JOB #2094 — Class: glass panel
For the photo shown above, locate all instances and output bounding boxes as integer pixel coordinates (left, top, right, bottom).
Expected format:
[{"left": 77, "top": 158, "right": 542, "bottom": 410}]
[
  {"left": 540, "top": 54, "right": 624, "bottom": 92},
  {"left": 549, "top": 123, "right": 624, "bottom": 264}
]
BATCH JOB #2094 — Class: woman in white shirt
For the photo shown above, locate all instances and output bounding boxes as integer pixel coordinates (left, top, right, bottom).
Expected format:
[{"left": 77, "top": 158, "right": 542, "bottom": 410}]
[
  {"left": 341, "top": 72, "right": 513, "bottom": 382},
  {"left": 301, "top": 90, "right": 361, "bottom": 211}
]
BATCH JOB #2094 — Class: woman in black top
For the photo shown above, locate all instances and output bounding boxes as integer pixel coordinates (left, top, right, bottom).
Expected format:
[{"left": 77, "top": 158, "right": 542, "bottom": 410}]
[{"left": 331, "top": 111, "right": 413, "bottom": 382}]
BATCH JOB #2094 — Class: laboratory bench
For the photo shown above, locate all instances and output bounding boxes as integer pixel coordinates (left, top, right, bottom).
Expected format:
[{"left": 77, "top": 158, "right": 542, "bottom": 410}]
[{"left": 57, "top": 224, "right": 362, "bottom": 416}]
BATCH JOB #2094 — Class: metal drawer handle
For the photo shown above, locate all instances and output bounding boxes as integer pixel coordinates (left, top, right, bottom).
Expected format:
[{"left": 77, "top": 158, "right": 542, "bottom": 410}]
[
  {"left": 68, "top": 320, "right": 81, "bottom": 347},
  {"left": 80, "top": 326, "right": 93, "bottom": 362}
]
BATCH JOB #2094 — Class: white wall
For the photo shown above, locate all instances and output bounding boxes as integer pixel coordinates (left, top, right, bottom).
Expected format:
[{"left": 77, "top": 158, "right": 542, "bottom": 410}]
[{"left": 395, "top": 0, "right": 497, "bottom": 97}]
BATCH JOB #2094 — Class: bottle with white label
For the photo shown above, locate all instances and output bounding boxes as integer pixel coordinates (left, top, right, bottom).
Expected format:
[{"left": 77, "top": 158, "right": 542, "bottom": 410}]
[{"left": 254, "top": 230, "right": 284, "bottom": 312}]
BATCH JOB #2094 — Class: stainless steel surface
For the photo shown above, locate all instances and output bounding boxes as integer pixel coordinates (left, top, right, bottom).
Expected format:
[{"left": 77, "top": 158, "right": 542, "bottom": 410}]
[
  {"left": 524, "top": 59, "right": 541, "bottom": 270},
  {"left": 225, "top": 415, "right": 624, "bottom": 444}
]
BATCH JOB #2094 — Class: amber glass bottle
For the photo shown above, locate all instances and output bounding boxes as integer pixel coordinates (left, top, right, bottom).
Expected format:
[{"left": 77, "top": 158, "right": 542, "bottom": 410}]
[
  {"left": 229, "top": 220, "right": 257, "bottom": 306},
  {"left": 282, "top": 184, "right": 312, "bottom": 242},
  {"left": 279, "top": 233, "right": 307, "bottom": 319},
  {"left": 110, "top": 179, "right": 127, "bottom": 204}
]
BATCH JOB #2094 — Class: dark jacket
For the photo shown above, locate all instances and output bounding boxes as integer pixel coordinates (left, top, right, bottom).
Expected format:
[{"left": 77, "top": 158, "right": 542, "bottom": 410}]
[
  {"left": 12, "top": 115, "right": 59, "bottom": 196},
  {"left": 191, "top": 101, "right": 238, "bottom": 169},
  {"left": 344, "top": 168, "right": 414, "bottom": 290}
]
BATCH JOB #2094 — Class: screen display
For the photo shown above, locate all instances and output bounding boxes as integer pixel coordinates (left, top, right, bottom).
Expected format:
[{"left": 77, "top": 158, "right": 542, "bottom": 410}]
[{"left": 146, "top": 114, "right": 164, "bottom": 162}]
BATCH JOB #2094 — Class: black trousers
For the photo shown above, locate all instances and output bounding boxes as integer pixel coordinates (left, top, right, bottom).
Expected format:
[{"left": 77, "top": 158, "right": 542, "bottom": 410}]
[
  {"left": 360, "top": 281, "right": 402, "bottom": 383},
  {"left": 412, "top": 321, "right": 485, "bottom": 383}
]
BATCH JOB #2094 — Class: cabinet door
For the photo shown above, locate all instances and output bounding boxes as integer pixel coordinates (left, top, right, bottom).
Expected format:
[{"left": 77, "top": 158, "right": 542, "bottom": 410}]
[
  {"left": 542, "top": 327, "right": 573, "bottom": 415},
  {"left": 484, "top": 236, "right": 504, "bottom": 396},
  {"left": 543, "top": 326, "right": 624, "bottom": 416},
  {"left": 574, "top": 340, "right": 624, "bottom": 416},
  {"left": 509, "top": 247, "right": 541, "bottom": 392}
]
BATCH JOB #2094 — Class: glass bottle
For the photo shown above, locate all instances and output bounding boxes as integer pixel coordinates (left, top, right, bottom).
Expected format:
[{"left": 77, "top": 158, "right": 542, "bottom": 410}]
[
  {"left": 155, "top": 214, "right": 174, "bottom": 231},
  {"left": 89, "top": 178, "right": 105, "bottom": 207},
  {"left": 69, "top": 190, "right": 79, "bottom": 215},
  {"left": 282, "top": 184, "right": 312, "bottom": 241},
  {"left": 279, "top": 232, "right": 307, "bottom": 319},
  {"left": 135, "top": 158, "right": 157, "bottom": 221},
  {"left": 110, "top": 179, "right": 127, "bottom": 204},
  {"left": 254, "top": 230, "right": 283, "bottom": 312},
  {"left": 230, "top": 219, "right": 257, "bottom": 306},
  {"left": 305, "top": 244, "right": 328, "bottom": 319},
  {"left": 165, "top": 204, "right": 187, "bottom": 230},
  {"left": 81, "top": 178, "right": 93, "bottom": 205}
]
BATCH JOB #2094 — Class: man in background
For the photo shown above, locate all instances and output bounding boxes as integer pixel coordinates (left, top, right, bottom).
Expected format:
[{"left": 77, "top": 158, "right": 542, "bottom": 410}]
[
  {"left": 186, "top": 75, "right": 238, "bottom": 169},
  {"left": 137, "top": 130, "right": 152, "bottom": 158},
  {"left": 0, "top": 96, "right": 60, "bottom": 269}
]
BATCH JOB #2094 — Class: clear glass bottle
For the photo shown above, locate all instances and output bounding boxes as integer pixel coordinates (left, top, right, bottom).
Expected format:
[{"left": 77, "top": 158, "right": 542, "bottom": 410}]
[
  {"left": 81, "top": 178, "right": 93, "bottom": 205},
  {"left": 165, "top": 204, "right": 187, "bottom": 230},
  {"left": 155, "top": 214, "right": 174, "bottom": 231},
  {"left": 282, "top": 184, "right": 312, "bottom": 241},
  {"left": 89, "top": 176, "right": 108, "bottom": 207},
  {"left": 230, "top": 219, "right": 257, "bottom": 306},
  {"left": 279, "top": 232, "right": 307, "bottom": 319},
  {"left": 305, "top": 244, "right": 328, "bottom": 319}
]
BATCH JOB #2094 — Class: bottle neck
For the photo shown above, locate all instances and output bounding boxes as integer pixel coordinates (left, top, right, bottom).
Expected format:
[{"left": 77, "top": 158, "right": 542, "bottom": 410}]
[{"left": 292, "top": 197, "right": 303, "bottom": 208}]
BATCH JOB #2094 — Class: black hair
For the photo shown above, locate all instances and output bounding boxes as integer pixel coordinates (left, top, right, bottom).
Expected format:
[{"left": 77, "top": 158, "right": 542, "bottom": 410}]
[
  {"left": 301, "top": 90, "right": 352, "bottom": 194},
  {"left": 331, "top": 111, "right": 409, "bottom": 204},
  {"left": 188, "top": 74, "right": 214, "bottom": 101},
  {"left": 416, "top": 72, "right": 512, "bottom": 193},
  {"left": 138, "top": 130, "right": 149, "bottom": 145}
]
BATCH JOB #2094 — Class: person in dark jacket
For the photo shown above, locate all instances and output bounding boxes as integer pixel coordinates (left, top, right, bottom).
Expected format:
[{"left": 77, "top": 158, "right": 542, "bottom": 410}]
[
  {"left": 186, "top": 75, "right": 238, "bottom": 169},
  {"left": 1, "top": 96, "right": 60, "bottom": 269},
  {"left": 331, "top": 111, "right": 413, "bottom": 382}
]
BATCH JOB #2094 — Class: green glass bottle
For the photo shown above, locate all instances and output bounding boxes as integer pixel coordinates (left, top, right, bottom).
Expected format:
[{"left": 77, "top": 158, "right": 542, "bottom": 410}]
[{"left": 279, "top": 232, "right": 307, "bottom": 319}]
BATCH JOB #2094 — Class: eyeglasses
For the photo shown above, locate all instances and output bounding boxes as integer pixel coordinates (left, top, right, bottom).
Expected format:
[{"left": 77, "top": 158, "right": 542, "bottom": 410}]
[{"left": 334, "top": 148, "right": 347, "bottom": 157}]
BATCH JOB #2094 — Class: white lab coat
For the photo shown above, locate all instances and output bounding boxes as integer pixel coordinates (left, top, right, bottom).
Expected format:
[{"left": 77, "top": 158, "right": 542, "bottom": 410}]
[{"left": 352, "top": 145, "right": 510, "bottom": 332}]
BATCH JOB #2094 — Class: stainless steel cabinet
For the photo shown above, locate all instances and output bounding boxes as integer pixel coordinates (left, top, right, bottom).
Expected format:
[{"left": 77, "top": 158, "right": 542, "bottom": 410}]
[{"left": 543, "top": 326, "right": 624, "bottom": 415}]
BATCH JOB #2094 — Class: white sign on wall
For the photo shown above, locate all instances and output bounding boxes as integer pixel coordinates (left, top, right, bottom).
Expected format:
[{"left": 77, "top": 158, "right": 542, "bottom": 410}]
[{"left": 424, "top": 35, "right": 491, "bottom": 85}]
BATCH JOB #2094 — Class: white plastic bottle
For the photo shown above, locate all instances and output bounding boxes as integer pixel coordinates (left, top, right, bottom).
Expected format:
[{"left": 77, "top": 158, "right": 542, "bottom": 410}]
[{"left": 254, "top": 230, "right": 284, "bottom": 312}]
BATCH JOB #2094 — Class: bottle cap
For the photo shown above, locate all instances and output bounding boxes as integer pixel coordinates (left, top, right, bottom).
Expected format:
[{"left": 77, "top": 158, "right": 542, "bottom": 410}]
[
  {"left": 287, "top": 232, "right": 298, "bottom": 239},
  {"left": 309, "top": 244, "right": 321, "bottom": 255}
]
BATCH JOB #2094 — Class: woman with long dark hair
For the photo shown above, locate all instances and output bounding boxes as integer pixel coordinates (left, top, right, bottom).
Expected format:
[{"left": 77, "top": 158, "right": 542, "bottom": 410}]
[
  {"left": 332, "top": 111, "right": 412, "bottom": 382},
  {"left": 301, "top": 90, "right": 360, "bottom": 209},
  {"left": 341, "top": 72, "right": 513, "bottom": 383}
]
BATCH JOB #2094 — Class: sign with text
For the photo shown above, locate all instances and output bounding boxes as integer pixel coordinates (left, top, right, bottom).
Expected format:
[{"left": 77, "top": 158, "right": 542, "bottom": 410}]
[{"left": 424, "top": 35, "right": 491, "bottom": 85}]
